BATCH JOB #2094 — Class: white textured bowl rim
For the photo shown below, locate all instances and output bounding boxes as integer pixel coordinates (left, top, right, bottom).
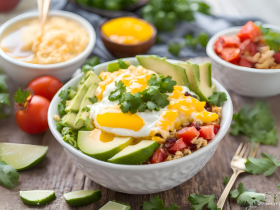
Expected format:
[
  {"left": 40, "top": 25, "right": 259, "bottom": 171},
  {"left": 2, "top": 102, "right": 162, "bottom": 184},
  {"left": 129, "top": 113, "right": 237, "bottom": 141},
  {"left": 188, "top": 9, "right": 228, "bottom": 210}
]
[
  {"left": 48, "top": 57, "right": 233, "bottom": 171},
  {"left": 206, "top": 24, "right": 280, "bottom": 74},
  {"left": 0, "top": 10, "right": 96, "bottom": 69}
]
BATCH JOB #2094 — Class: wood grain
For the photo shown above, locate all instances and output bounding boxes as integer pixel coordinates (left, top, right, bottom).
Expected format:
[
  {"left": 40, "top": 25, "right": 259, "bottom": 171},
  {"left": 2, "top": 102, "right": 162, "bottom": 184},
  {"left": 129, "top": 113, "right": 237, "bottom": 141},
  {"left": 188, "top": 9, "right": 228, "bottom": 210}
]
[{"left": 1, "top": 57, "right": 280, "bottom": 210}]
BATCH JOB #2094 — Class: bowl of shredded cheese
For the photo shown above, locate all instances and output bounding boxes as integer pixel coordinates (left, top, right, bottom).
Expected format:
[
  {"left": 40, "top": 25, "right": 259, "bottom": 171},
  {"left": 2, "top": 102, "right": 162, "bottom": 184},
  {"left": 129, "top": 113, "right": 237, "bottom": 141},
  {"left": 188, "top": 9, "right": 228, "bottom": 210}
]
[
  {"left": 100, "top": 17, "right": 157, "bottom": 58},
  {"left": 0, "top": 10, "right": 96, "bottom": 85}
]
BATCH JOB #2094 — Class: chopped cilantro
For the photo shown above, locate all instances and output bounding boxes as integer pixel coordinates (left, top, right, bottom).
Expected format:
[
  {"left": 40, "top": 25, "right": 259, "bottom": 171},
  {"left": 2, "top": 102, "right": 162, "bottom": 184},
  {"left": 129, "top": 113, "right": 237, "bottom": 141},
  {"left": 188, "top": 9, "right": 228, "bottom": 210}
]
[
  {"left": 108, "top": 81, "right": 126, "bottom": 101},
  {"left": 230, "top": 101, "right": 278, "bottom": 145},
  {"left": 258, "top": 24, "right": 280, "bottom": 52},
  {"left": 223, "top": 176, "right": 229, "bottom": 185},
  {"left": 245, "top": 153, "right": 280, "bottom": 176},
  {"left": 118, "top": 59, "right": 129, "bottom": 69},
  {"left": 81, "top": 56, "right": 100, "bottom": 73},
  {"left": 188, "top": 193, "right": 219, "bottom": 210},
  {"left": 0, "top": 75, "right": 8, "bottom": 92},
  {"left": 81, "top": 64, "right": 94, "bottom": 74},
  {"left": 81, "top": 107, "right": 90, "bottom": 112},
  {"left": 0, "top": 161, "right": 19, "bottom": 189},
  {"left": 14, "top": 87, "right": 30, "bottom": 104},
  {"left": 57, "top": 87, "right": 76, "bottom": 117},
  {"left": 0, "top": 72, "right": 10, "bottom": 119},
  {"left": 58, "top": 101, "right": 67, "bottom": 117},
  {"left": 208, "top": 92, "right": 227, "bottom": 107},
  {"left": 230, "top": 183, "right": 265, "bottom": 206},
  {"left": 89, "top": 96, "right": 98, "bottom": 104},
  {"left": 142, "top": 196, "right": 178, "bottom": 210},
  {"left": 58, "top": 89, "right": 69, "bottom": 101},
  {"left": 168, "top": 42, "right": 183, "bottom": 56}
]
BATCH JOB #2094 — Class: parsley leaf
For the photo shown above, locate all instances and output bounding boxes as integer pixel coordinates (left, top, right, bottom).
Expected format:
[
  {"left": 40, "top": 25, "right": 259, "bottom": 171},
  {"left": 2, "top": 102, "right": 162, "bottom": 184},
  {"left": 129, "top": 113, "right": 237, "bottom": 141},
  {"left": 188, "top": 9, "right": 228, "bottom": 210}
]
[
  {"left": 208, "top": 92, "right": 227, "bottom": 107},
  {"left": 245, "top": 153, "right": 280, "bottom": 176},
  {"left": 146, "top": 101, "right": 160, "bottom": 111},
  {"left": 14, "top": 87, "right": 30, "bottom": 103},
  {"left": 188, "top": 193, "right": 218, "bottom": 210},
  {"left": 118, "top": 59, "right": 129, "bottom": 69},
  {"left": 0, "top": 75, "right": 8, "bottom": 92},
  {"left": 230, "top": 183, "right": 265, "bottom": 206},
  {"left": 58, "top": 101, "right": 67, "bottom": 117},
  {"left": 59, "top": 89, "right": 69, "bottom": 101},
  {"left": 0, "top": 161, "right": 19, "bottom": 189},
  {"left": 142, "top": 196, "right": 178, "bottom": 210},
  {"left": 230, "top": 101, "right": 278, "bottom": 145},
  {"left": 223, "top": 176, "right": 229, "bottom": 185},
  {"left": 0, "top": 93, "right": 10, "bottom": 106},
  {"left": 108, "top": 81, "right": 126, "bottom": 101}
]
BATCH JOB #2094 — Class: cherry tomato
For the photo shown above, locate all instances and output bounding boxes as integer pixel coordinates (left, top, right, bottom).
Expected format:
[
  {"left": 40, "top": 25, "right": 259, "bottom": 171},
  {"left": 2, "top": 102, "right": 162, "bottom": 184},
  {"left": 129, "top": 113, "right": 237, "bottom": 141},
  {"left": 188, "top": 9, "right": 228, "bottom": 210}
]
[
  {"left": 273, "top": 52, "right": 280, "bottom": 63},
  {"left": 150, "top": 148, "right": 168, "bottom": 164},
  {"left": 239, "top": 58, "right": 253, "bottom": 68},
  {"left": 27, "top": 76, "right": 63, "bottom": 101},
  {"left": 16, "top": 95, "right": 50, "bottom": 134},
  {"left": 214, "top": 39, "right": 224, "bottom": 55},
  {"left": 177, "top": 126, "right": 200, "bottom": 145},
  {"left": 239, "top": 39, "right": 258, "bottom": 56},
  {"left": 214, "top": 36, "right": 240, "bottom": 55},
  {"left": 220, "top": 48, "right": 241, "bottom": 63},
  {"left": 237, "top": 21, "right": 262, "bottom": 42}
]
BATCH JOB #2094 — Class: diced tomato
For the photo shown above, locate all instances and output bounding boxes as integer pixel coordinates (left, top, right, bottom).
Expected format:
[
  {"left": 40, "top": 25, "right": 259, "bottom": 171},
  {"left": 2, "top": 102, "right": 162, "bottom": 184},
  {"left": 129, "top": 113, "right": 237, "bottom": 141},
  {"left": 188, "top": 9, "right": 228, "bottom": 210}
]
[
  {"left": 273, "top": 52, "right": 280, "bottom": 63},
  {"left": 199, "top": 125, "right": 216, "bottom": 141},
  {"left": 177, "top": 126, "right": 200, "bottom": 145},
  {"left": 239, "top": 58, "right": 253, "bottom": 68},
  {"left": 239, "top": 39, "right": 258, "bottom": 56},
  {"left": 237, "top": 21, "right": 262, "bottom": 42},
  {"left": 168, "top": 138, "right": 187, "bottom": 154},
  {"left": 214, "top": 36, "right": 240, "bottom": 54},
  {"left": 187, "top": 123, "right": 201, "bottom": 131},
  {"left": 213, "top": 124, "right": 220, "bottom": 135},
  {"left": 220, "top": 48, "right": 241, "bottom": 63},
  {"left": 150, "top": 148, "right": 168, "bottom": 164}
]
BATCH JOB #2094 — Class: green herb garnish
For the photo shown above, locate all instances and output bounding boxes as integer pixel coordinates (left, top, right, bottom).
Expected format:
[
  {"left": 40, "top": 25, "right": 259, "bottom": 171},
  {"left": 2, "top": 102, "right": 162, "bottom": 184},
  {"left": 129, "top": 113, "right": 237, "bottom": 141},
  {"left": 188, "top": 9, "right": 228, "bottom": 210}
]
[
  {"left": 245, "top": 153, "right": 280, "bottom": 176},
  {"left": 230, "top": 183, "right": 265, "bottom": 206},
  {"left": 258, "top": 25, "right": 280, "bottom": 52},
  {"left": 0, "top": 161, "right": 19, "bottom": 189},
  {"left": 230, "top": 101, "right": 278, "bottom": 145},
  {"left": 142, "top": 196, "right": 178, "bottom": 210},
  {"left": 14, "top": 87, "right": 30, "bottom": 104},
  {"left": 188, "top": 193, "right": 219, "bottom": 210},
  {"left": 208, "top": 92, "right": 227, "bottom": 107},
  {"left": 223, "top": 176, "right": 229, "bottom": 185}
]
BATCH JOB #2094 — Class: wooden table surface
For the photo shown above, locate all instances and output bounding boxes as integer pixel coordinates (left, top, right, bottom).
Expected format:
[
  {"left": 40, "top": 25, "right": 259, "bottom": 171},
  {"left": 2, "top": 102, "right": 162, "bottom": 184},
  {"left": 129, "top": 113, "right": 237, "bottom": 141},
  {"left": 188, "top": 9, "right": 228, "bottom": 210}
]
[{"left": 1, "top": 57, "right": 280, "bottom": 210}]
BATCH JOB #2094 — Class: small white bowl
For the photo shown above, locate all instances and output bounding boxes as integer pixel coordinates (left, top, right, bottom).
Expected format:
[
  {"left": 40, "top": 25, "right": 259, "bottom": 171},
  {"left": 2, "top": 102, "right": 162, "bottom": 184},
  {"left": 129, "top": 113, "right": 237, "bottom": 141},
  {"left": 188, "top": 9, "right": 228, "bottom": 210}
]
[
  {"left": 48, "top": 57, "right": 233, "bottom": 194},
  {"left": 0, "top": 10, "right": 96, "bottom": 86},
  {"left": 207, "top": 24, "right": 280, "bottom": 97}
]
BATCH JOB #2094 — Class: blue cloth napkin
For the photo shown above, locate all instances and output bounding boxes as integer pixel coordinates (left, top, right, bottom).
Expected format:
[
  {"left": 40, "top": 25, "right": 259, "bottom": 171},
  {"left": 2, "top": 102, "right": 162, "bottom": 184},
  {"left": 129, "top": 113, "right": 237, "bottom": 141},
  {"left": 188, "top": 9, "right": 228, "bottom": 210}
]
[{"left": 63, "top": 2, "right": 262, "bottom": 62}]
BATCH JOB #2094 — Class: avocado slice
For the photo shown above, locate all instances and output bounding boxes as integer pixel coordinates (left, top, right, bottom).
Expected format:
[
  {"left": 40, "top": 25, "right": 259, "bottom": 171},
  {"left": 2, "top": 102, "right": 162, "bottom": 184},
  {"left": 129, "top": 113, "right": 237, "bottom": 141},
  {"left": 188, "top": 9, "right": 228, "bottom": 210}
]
[
  {"left": 77, "top": 130, "right": 132, "bottom": 161},
  {"left": 62, "top": 112, "right": 83, "bottom": 129},
  {"left": 65, "top": 85, "right": 88, "bottom": 113},
  {"left": 74, "top": 83, "right": 98, "bottom": 127},
  {"left": 136, "top": 55, "right": 192, "bottom": 90},
  {"left": 108, "top": 140, "right": 159, "bottom": 165},
  {"left": 178, "top": 62, "right": 215, "bottom": 102},
  {"left": 78, "top": 72, "right": 101, "bottom": 91}
]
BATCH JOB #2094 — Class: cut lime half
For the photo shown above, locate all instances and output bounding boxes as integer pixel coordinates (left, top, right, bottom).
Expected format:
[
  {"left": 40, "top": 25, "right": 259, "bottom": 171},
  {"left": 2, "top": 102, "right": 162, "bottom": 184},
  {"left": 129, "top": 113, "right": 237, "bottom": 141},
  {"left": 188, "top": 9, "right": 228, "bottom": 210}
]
[
  {"left": 0, "top": 143, "right": 48, "bottom": 171},
  {"left": 99, "top": 201, "right": 131, "bottom": 210},
  {"left": 20, "top": 190, "right": 56, "bottom": 206},
  {"left": 63, "top": 190, "right": 101, "bottom": 207}
]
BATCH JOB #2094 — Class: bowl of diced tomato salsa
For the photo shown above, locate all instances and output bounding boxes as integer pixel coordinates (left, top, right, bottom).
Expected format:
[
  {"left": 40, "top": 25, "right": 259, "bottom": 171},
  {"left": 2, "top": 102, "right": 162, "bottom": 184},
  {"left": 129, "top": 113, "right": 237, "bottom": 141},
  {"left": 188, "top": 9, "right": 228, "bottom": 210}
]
[{"left": 207, "top": 21, "right": 280, "bottom": 97}]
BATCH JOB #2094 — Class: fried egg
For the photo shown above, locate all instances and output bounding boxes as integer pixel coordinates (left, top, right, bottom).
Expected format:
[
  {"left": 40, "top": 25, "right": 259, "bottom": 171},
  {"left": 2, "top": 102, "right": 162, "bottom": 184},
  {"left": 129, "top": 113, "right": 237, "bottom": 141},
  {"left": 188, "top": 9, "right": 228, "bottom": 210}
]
[{"left": 89, "top": 65, "right": 218, "bottom": 140}]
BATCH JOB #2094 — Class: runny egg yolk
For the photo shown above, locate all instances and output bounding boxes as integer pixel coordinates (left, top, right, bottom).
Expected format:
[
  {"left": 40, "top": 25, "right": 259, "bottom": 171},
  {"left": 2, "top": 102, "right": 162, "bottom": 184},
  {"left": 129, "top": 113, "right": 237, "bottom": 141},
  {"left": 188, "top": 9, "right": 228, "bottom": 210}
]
[
  {"left": 90, "top": 128, "right": 115, "bottom": 142},
  {"left": 96, "top": 106, "right": 145, "bottom": 131}
]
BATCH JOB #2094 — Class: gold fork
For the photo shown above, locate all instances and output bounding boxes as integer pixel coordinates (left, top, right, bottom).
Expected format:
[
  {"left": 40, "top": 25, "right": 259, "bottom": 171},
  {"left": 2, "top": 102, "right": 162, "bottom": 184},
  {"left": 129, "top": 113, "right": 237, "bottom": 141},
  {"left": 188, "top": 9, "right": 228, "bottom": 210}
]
[{"left": 217, "top": 142, "right": 259, "bottom": 209}]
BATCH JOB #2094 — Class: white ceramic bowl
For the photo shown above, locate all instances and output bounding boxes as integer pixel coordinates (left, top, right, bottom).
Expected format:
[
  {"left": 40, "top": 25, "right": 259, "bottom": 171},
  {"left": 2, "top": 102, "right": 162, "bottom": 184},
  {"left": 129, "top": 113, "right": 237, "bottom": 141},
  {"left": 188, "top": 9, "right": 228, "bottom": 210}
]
[
  {"left": 207, "top": 24, "right": 280, "bottom": 97},
  {"left": 48, "top": 57, "right": 233, "bottom": 194},
  {"left": 0, "top": 10, "right": 96, "bottom": 86}
]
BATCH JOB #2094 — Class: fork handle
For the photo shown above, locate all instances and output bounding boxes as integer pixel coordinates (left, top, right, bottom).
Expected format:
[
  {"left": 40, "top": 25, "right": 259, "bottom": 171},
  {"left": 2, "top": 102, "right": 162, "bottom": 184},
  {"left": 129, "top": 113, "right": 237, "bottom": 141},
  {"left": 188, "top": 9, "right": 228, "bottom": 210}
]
[{"left": 217, "top": 171, "right": 241, "bottom": 209}]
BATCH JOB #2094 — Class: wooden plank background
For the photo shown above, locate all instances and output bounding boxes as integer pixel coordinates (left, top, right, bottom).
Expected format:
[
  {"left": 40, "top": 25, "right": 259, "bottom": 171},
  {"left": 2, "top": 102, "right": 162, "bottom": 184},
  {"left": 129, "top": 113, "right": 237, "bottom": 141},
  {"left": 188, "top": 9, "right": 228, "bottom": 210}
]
[{"left": 1, "top": 1, "right": 280, "bottom": 209}]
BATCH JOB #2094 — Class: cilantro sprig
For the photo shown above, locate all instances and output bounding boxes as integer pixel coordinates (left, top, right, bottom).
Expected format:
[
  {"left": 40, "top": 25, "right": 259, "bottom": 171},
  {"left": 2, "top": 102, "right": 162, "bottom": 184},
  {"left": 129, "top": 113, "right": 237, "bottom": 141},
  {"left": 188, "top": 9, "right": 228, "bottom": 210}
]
[
  {"left": 245, "top": 153, "right": 280, "bottom": 176},
  {"left": 208, "top": 92, "right": 227, "bottom": 107},
  {"left": 142, "top": 196, "right": 178, "bottom": 210},
  {"left": 81, "top": 56, "right": 100, "bottom": 74},
  {"left": 258, "top": 24, "right": 280, "bottom": 52},
  {"left": 0, "top": 73, "right": 10, "bottom": 119},
  {"left": 108, "top": 74, "right": 176, "bottom": 114},
  {"left": 230, "top": 101, "right": 278, "bottom": 145},
  {"left": 0, "top": 161, "right": 19, "bottom": 189},
  {"left": 188, "top": 194, "right": 219, "bottom": 210},
  {"left": 14, "top": 87, "right": 30, "bottom": 104},
  {"left": 57, "top": 87, "right": 77, "bottom": 117},
  {"left": 230, "top": 183, "right": 265, "bottom": 206},
  {"left": 223, "top": 176, "right": 229, "bottom": 185}
]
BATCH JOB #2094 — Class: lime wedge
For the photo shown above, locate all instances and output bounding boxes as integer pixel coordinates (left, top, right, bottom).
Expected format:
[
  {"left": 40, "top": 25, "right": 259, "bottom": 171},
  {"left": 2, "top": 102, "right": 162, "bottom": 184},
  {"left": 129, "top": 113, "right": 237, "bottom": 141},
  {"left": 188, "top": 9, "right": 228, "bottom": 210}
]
[
  {"left": 99, "top": 201, "right": 131, "bottom": 210},
  {"left": 20, "top": 190, "right": 56, "bottom": 206},
  {"left": 0, "top": 143, "right": 48, "bottom": 171},
  {"left": 63, "top": 190, "right": 101, "bottom": 207}
]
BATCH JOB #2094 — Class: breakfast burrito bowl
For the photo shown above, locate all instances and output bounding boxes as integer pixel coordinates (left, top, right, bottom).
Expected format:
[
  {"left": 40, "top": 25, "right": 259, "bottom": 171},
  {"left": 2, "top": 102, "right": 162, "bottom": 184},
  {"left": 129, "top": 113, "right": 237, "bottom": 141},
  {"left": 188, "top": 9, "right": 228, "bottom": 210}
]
[{"left": 48, "top": 56, "right": 233, "bottom": 194}]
